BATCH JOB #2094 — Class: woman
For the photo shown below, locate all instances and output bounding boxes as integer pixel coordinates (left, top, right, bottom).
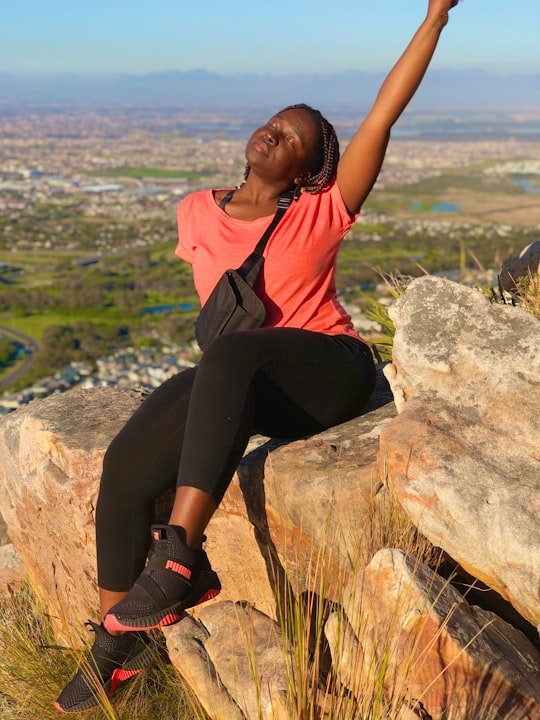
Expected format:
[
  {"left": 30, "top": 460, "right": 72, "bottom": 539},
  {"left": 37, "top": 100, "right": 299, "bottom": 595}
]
[{"left": 56, "top": 0, "right": 458, "bottom": 712}]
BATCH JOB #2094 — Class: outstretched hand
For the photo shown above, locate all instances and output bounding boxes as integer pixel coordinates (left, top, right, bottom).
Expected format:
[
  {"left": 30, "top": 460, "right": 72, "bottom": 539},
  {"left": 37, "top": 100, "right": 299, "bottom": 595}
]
[
  {"left": 428, "top": 0, "right": 459, "bottom": 28},
  {"left": 429, "top": 0, "right": 459, "bottom": 11},
  {"left": 337, "top": 0, "right": 460, "bottom": 215}
]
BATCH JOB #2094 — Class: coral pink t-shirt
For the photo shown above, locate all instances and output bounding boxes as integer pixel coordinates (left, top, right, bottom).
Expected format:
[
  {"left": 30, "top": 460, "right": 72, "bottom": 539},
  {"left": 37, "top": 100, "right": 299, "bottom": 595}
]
[{"left": 175, "top": 180, "right": 360, "bottom": 339}]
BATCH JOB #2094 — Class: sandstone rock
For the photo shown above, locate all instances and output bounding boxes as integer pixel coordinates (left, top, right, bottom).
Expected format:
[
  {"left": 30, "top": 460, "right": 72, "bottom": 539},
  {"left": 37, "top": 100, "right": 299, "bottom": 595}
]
[
  {"left": 0, "top": 512, "right": 8, "bottom": 545},
  {"left": 379, "top": 276, "right": 540, "bottom": 628},
  {"left": 500, "top": 240, "right": 540, "bottom": 293},
  {"left": 0, "top": 369, "right": 393, "bottom": 643},
  {"left": 164, "top": 614, "right": 245, "bottom": 720},
  {"left": 0, "top": 494, "right": 33, "bottom": 596},
  {"left": 0, "top": 386, "right": 148, "bottom": 642},
  {"left": 323, "top": 611, "right": 362, "bottom": 698},
  {"left": 331, "top": 548, "right": 540, "bottom": 720},
  {"left": 167, "top": 601, "right": 292, "bottom": 720},
  {"left": 230, "top": 398, "right": 396, "bottom": 617},
  {"left": 0, "top": 543, "right": 27, "bottom": 595},
  {"left": 201, "top": 601, "right": 292, "bottom": 720}
]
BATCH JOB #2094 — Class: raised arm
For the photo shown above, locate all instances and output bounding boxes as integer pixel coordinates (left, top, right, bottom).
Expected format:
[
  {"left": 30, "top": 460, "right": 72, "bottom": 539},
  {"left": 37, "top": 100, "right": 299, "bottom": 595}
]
[{"left": 337, "top": 0, "right": 458, "bottom": 215}]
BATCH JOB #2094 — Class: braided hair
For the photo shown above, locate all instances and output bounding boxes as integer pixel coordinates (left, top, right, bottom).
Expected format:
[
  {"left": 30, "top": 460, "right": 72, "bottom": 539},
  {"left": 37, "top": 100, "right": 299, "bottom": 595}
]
[{"left": 244, "top": 103, "right": 340, "bottom": 195}]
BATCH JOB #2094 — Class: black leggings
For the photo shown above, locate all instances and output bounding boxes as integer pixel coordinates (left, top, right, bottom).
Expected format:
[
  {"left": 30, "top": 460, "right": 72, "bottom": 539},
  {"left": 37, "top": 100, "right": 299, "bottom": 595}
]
[{"left": 95, "top": 328, "right": 376, "bottom": 591}]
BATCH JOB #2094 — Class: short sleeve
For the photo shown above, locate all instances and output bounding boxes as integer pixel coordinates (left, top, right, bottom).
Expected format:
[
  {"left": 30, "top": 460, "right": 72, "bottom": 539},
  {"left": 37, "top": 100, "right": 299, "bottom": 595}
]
[{"left": 175, "top": 197, "right": 195, "bottom": 265}]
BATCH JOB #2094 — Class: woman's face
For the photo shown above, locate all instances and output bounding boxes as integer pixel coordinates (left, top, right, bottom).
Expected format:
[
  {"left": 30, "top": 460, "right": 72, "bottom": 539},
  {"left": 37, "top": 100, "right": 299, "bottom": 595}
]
[{"left": 245, "top": 108, "right": 319, "bottom": 186}]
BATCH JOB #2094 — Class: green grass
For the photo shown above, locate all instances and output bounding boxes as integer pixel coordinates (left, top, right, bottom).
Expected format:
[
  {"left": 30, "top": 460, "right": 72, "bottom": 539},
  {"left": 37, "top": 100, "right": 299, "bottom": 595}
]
[
  {"left": 0, "top": 249, "right": 84, "bottom": 263},
  {"left": 0, "top": 309, "right": 128, "bottom": 342}
]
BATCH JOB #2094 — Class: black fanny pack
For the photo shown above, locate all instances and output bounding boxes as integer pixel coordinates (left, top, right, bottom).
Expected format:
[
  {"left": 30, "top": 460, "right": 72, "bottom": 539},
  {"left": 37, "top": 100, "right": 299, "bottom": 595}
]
[{"left": 194, "top": 191, "right": 293, "bottom": 352}]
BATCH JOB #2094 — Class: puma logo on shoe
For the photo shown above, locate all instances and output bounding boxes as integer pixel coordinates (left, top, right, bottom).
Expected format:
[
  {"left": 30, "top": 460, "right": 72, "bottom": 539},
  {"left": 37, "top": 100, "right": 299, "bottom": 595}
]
[{"left": 165, "top": 560, "right": 192, "bottom": 579}]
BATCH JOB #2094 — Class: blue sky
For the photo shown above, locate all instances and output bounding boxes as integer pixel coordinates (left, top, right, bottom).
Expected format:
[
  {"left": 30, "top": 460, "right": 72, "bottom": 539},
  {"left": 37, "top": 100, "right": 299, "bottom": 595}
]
[{"left": 2, "top": 0, "right": 539, "bottom": 76}]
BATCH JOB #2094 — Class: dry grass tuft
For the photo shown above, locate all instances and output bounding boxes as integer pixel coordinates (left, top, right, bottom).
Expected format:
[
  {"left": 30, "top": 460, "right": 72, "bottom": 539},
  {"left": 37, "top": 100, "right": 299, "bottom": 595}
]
[
  {"left": 269, "top": 489, "right": 445, "bottom": 719},
  {"left": 515, "top": 271, "right": 540, "bottom": 320},
  {"left": 0, "top": 583, "right": 207, "bottom": 719}
]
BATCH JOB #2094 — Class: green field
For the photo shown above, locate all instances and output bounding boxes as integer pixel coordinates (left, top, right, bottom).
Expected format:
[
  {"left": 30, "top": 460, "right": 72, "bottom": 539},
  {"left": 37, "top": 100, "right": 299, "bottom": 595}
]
[
  {"left": 85, "top": 167, "right": 206, "bottom": 180},
  {"left": 0, "top": 308, "right": 125, "bottom": 341}
]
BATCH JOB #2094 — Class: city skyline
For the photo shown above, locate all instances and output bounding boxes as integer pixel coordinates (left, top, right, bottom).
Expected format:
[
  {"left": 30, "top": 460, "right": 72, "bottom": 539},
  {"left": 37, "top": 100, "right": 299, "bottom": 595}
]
[{"left": 2, "top": 0, "right": 540, "bottom": 77}]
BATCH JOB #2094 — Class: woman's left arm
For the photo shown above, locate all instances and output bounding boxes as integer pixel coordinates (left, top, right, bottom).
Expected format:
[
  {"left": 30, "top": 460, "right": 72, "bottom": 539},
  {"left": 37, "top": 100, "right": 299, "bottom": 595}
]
[{"left": 337, "top": 0, "right": 459, "bottom": 215}]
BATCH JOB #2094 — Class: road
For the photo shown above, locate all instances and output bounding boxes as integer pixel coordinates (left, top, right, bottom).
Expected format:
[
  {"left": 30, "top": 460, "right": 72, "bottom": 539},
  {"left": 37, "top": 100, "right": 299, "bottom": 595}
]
[{"left": 0, "top": 324, "right": 40, "bottom": 390}]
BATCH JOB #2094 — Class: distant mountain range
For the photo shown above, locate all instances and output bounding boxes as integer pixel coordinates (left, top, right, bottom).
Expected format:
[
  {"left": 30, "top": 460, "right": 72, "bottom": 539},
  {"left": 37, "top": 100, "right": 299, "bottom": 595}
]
[{"left": 1, "top": 69, "right": 538, "bottom": 113}]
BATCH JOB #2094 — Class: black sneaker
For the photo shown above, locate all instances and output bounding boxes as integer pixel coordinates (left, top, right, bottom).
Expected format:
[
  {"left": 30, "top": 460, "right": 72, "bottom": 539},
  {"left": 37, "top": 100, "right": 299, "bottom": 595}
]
[
  {"left": 54, "top": 621, "right": 153, "bottom": 714},
  {"left": 103, "top": 525, "right": 221, "bottom": 633}
]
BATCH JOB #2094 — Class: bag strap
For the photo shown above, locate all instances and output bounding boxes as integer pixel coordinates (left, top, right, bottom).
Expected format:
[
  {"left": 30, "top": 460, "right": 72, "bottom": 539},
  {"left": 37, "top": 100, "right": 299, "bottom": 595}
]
[
  {"left": 237, "top": 192, "right": 294, "bottom": 282},
  {"left": 252, "top": 193, "right": 294, "bottom": 255}
]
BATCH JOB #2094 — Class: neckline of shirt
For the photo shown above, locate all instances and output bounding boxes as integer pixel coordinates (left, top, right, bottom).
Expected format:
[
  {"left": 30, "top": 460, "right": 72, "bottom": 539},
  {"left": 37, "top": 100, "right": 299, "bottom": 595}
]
[{"left": 208, "top": 189, "right": 280, "bottom": 225}]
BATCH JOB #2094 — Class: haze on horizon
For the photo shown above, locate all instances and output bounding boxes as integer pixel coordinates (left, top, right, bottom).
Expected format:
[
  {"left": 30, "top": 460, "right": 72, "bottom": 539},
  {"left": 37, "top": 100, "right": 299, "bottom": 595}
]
[{"left": 2, "top": 0, "right": 539, "bottom": 77}]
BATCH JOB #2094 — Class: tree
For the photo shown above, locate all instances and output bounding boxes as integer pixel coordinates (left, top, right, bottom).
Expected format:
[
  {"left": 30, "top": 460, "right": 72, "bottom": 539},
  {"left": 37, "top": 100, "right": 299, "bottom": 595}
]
[{"left": 0, "top": 338, "right": 17, "bottom": 367}]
